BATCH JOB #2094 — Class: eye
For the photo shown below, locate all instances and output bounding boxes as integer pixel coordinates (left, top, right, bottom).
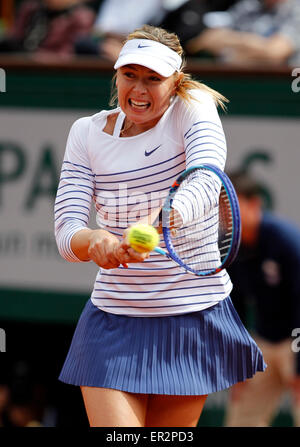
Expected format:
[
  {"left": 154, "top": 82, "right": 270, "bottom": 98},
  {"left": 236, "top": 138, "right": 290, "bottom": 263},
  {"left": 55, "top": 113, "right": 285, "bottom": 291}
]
[
  {"left": 149, "top": 75, "right": 162, "bottom": 82},
  {"left": 123, "top": 71, "right": 135, "bottom": 79}
]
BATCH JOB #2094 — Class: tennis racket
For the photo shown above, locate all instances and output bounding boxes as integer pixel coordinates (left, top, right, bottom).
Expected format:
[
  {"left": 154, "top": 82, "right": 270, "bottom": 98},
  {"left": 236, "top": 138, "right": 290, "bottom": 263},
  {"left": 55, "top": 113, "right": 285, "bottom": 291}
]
[{"left": 154, "top": 164, "right": 241, "bottom": 276}]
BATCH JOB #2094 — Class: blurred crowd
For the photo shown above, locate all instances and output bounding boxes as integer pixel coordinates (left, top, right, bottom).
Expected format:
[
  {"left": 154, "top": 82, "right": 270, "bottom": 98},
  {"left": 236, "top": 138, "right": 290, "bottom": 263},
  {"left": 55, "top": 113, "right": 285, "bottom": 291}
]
[
  {"left": 0, "top": 0, "right": 299, "bottom": 66},
  {"left": 0, "top": 328, "right": 89, "bottom": 428},
  {"left": 0, "top": 360, "right": 53, "bottom": 427}
]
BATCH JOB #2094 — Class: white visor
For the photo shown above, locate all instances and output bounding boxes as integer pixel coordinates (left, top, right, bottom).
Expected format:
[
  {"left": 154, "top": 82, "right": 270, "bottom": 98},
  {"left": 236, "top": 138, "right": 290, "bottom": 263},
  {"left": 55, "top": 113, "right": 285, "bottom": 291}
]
[{"left": 114, "top": 39, "right": 182, "bottom": 77}]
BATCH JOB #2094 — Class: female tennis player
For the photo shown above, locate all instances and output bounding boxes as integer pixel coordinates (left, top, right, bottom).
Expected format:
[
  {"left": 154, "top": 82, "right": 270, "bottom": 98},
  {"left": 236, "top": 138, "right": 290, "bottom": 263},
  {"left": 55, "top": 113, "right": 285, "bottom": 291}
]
[{"left": 54, "top": 24, "right": 266, "bottom": 427}]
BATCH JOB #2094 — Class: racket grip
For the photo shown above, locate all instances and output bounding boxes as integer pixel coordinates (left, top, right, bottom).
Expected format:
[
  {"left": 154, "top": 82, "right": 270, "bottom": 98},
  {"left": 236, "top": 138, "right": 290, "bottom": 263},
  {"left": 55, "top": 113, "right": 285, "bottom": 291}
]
[{"left": 154, "top": 247, "right": 167, "bottom": 256}]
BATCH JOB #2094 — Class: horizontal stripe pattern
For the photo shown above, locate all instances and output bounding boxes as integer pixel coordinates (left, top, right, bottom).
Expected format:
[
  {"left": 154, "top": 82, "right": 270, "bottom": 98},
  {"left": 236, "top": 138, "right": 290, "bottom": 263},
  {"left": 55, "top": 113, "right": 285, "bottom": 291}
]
[
  {"left": 55, "top": 155, "right": 94, "bottom": 262},
  {"left": 54, "top": 90, "right": 232, "bottom": 316}
]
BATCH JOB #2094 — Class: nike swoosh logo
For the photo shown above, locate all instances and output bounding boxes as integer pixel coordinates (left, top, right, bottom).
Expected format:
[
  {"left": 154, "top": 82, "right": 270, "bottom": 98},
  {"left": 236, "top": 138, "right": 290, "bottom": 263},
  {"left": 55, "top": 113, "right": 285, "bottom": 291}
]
[
  {"left": 145, "top": 145, "right": 162, "bottom": 157},
  {"left": 138, "top": 44, "right": 150, "bottom": 48}
]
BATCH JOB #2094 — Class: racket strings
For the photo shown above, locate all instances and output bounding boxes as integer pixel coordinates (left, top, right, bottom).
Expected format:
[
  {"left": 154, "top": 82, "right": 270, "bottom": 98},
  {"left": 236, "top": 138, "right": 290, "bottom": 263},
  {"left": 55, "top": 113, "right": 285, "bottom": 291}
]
[
  {"left": 218, "top": 187, "right": 234, "bottom": 263},
  {"left": 168, "top": 169, "right": 222, "bottom": 272},
  {"left": 161, "top": 165, "right": 240, "bottom": 275},
  {"left": 170, "top": 220, "right": 220, "bottom": 271}
]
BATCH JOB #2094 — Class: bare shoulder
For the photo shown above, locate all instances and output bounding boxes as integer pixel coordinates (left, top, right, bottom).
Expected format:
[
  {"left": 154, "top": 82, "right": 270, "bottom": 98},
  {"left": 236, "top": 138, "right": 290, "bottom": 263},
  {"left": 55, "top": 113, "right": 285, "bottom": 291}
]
[{"left": 103, "top": 112, "right": 119, "bottom": 135}]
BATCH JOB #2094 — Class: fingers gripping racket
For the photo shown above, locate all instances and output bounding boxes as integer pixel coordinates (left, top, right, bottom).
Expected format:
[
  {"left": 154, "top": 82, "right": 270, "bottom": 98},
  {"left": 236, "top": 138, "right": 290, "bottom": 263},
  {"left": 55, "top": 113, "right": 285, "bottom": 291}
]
[{"left": 154, "top": 164, "right": 241, "bottom": 276}]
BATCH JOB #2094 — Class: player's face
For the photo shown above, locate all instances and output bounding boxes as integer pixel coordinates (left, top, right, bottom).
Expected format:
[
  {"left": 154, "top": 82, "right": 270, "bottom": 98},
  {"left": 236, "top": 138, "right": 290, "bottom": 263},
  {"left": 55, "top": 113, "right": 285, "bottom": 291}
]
[{"left": 116, "top": 64, "right": 178, "bottom": 132}]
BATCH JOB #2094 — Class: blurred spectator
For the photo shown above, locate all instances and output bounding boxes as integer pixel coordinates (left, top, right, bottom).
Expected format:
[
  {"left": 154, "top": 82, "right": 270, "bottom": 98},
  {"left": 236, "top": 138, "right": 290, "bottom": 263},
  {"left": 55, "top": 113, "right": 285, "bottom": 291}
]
[
  {"left": 74, "top": 0, "right": 166, "bottom": 60},
  {"left": 2, "top": 360, "right": 49, "bottom": 427},
  {"left": 224, "top": 170, "right": 300, "bottom": 426},
  {"left": 185, "top": 0, "right": 300, "bottom": 66},
  {"left": 8, "top": 400, "right": 43, "bottom": 427},
  {"left": 0, "top": 0, "right": 97, "bottom": 61},
  {"left": 74, "top": 0, "right": 239, "bottom": 60},
  {"left": 160, "top": 0, "right": 238, "bottom": 51},
  {"left": 0, "top": 384, "right": 11, "bottom": 427}
]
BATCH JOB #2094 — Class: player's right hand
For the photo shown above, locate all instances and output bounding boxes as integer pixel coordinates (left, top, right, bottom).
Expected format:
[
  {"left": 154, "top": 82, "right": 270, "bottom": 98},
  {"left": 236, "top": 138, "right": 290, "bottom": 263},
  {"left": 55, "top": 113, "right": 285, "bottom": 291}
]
[{"left": 87, "top": 229, "right": 148, "bottom": 269}]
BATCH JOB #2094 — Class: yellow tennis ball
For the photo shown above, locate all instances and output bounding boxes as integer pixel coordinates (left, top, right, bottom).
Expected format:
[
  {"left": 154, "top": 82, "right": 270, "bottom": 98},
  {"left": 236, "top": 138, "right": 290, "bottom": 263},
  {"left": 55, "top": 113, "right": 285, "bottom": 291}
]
[{"left": 128, "top": 224, "right": 160, "bottom": 253}]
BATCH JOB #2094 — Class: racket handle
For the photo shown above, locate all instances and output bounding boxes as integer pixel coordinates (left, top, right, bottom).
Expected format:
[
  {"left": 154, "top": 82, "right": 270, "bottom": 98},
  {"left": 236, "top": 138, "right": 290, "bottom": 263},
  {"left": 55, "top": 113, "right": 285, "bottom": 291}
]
[{"left": 154, "top": 247, "right": 167, "bottom": 256}]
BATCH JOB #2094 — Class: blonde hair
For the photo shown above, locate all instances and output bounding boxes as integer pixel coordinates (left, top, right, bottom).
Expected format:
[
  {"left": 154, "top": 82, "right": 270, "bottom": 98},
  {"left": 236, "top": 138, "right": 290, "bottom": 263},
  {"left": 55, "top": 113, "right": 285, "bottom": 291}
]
[{"left": 110, "top": 24, "right": 228, "bottom": 111}]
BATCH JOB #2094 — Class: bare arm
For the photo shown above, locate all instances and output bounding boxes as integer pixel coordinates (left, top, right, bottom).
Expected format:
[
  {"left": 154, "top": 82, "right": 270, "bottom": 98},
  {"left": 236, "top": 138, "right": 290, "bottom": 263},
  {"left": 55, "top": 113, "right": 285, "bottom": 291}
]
[
  {"left": 186, "top": 28, "right": 294, "bottom": 65},
  {"left": 71, "top": 228, "right": 149, "bottom": 269}
]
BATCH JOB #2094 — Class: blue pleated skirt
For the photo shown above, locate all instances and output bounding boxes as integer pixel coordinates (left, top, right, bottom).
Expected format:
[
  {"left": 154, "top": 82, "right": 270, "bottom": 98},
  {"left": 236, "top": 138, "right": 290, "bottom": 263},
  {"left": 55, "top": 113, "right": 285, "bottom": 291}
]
[{"left": 59, "top": 297, "right": 266, "bottom": 395}]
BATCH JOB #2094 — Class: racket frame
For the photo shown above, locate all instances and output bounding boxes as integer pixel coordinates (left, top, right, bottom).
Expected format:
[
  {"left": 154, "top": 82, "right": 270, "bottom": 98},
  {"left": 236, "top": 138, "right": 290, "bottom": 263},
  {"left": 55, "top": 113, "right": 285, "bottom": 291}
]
[{"left": 154, "top": 164, "right": 241, "bottom": 276}]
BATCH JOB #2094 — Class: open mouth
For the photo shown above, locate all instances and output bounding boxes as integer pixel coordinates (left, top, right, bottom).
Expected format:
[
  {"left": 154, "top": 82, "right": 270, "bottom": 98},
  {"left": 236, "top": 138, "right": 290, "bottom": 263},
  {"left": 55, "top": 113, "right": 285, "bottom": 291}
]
[{"left": 129, "top": 99, "right": 151, "bottom": 109}]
